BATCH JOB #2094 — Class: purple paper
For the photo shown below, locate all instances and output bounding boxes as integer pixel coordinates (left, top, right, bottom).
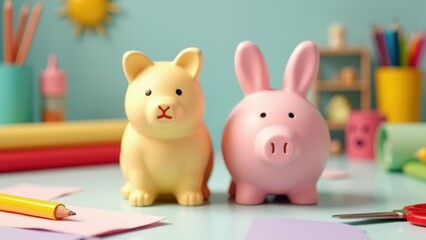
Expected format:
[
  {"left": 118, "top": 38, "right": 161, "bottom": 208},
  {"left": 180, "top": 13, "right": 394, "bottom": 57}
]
[
  {"left": 246, "top": 218, "right": 368, "bottom": 240},
  {"left": 0, "top": 226, "right": 99, "bottom": 240}
]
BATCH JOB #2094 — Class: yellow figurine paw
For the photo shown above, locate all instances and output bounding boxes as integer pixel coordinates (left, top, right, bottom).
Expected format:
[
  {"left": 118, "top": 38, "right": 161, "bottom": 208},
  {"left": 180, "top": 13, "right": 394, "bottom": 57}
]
[
  {"left": 176, "top": 191, "right": 204, "bottom": 206},
  {"left": 120, "top": 183, "right": 132, "bottom": 199},
  {"left": 128, "top": 190, "right": 156, "bottom": 207}
]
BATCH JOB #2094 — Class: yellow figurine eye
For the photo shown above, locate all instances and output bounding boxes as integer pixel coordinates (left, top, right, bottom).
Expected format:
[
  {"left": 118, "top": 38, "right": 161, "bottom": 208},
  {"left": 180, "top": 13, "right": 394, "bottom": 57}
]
[{"left": 58, "top": 0, "right": 120, "bottom": 37}]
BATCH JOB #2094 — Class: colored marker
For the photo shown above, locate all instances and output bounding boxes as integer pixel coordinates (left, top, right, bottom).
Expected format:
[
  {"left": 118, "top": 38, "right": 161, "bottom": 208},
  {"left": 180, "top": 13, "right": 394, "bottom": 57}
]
[
  {"left": 408, "top": 33, "right": 420, "bottom": 67},
  {"left": 373, "top": 25, "right": 390, "bottom": 66},
  {"left": 411, "top": 33, "right": 426, "bottom": 68},
  {"left": 398, "top": 29, "right": 407, "bottom": 66},
  {"left": 385, "top": 28, "right": 399, "bottom": 66}
]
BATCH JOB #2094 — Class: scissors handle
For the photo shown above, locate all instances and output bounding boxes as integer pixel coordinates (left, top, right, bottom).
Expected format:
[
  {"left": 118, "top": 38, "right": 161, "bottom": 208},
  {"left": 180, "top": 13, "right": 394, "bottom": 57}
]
[
  {"left": 404, "top": 203, "right": 426, "bottom": 212},
  {"left": 406, "top": 212, "right": 426, "bottom": 227},
  {"left": 404, "top": 204, "right": 426, "bottom": 227}
]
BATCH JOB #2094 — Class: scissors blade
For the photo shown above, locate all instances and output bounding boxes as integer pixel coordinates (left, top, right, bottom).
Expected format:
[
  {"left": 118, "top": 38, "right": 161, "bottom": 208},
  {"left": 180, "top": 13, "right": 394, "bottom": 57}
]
[{"left": 332, "top": 210, "right": 407, "bottom": 220}]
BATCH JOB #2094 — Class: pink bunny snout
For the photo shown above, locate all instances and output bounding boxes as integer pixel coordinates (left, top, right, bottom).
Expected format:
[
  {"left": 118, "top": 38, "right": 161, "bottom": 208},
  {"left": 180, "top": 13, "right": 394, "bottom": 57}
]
[{"left": 255, "top": 126, "right": 299, "bottom": 166}]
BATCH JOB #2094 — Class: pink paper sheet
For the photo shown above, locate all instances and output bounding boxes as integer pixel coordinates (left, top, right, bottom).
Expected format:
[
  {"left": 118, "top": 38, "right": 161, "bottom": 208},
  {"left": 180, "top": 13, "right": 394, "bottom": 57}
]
[
  {"left": 0, "top": 183, "right": 81, "bottom": 200},
  {"left": 0, "top": 226, "right": 100, "bottom": 240},
  {"left": 0, "top": 206, "right": 165, "bottom": 237},
  {"left": 0, "top": 183, "right": 166, "bottom": 237}
]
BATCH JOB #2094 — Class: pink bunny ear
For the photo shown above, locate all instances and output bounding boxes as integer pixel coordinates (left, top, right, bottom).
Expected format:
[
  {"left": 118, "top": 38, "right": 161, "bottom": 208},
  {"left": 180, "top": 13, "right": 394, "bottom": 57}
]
[
  {"left": 283, "top": 41, "right": 319, "bottom": 97},
  {"left": 235, "top": 41, "right": 270, "bottom": 95}
]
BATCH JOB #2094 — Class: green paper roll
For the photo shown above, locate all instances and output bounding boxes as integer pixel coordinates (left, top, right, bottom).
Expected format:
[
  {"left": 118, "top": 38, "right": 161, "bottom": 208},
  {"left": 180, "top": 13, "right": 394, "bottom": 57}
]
[
  {"left": 403, "top": 160, "right": 426, "bottom": 181},
  {"left": 375, "top": 123, "right": 426, "bottom": 171}
]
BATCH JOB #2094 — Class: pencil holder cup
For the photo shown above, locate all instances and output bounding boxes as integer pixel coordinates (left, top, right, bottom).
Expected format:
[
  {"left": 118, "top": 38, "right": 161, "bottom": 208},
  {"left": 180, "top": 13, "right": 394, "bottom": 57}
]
[
  {"left": 345, "top": 110, "right": 386, "bottom": 160},
  {"left": 0, "top": 63, "right": 33, "bottom": 124},
  {"left": 375, "top": 67, "right": 423, "bottom": 122},
  {"left": 375, "top": 123, "right": 426, "bottom": 171}
]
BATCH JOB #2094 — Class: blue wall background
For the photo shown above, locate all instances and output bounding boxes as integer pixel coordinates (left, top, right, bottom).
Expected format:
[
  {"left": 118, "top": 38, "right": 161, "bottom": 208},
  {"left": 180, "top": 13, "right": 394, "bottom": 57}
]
[{"left": 1, "top": 0, "right": 426, "bottom": 149}]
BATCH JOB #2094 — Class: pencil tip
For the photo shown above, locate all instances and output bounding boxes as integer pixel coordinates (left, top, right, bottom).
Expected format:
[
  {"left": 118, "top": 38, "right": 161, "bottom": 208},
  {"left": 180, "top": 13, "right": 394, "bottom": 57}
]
[{"left": 68, "top": 211, "right": 77, "bottom": 216}]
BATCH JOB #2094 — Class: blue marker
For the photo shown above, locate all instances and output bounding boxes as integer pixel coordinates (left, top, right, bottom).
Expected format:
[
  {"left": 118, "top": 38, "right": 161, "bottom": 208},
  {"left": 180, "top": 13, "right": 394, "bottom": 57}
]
[{"left": 385, "top": 29, "right": 400, "bottom": 66}]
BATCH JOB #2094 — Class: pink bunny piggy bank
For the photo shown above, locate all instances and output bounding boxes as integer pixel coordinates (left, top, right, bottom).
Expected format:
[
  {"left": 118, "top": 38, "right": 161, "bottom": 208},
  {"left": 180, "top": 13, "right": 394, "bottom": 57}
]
[
  {"left": 120, "top": 48, "right": 213, "bottom": 206},
  {"left": 222, "top": 41, "right": 330, "bottom": 205}
]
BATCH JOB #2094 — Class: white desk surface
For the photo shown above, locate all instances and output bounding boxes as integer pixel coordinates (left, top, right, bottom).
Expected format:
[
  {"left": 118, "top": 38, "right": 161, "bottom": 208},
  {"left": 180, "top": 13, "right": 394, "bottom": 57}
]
[{"left": 1, "top": 154, "right": 426, "bottom": 240}]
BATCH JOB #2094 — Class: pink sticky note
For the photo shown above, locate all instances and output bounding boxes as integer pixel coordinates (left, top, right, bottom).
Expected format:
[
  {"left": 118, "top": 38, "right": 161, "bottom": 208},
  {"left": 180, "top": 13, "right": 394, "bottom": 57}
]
[
  {"left": 321, "top": 169, "right": 350, "bottom": 180},
  {"left": 0, "top": 183, "right": 165, "bottom": 237},
  {"left": 246, "top": 219, "right": 368, "bottom": 240},
  {"left": 0, "top": 183, "right": 80, "bottom": 200},
  {"left": 0, "top": 206, "right": 165, "bottom": 237}
]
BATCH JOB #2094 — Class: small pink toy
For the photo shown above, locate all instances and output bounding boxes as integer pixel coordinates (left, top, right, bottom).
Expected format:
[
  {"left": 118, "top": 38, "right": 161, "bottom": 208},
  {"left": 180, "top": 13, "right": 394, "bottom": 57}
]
[
  {"left": 222, "top": 41, "right": 330, "bottom": 205},
  {"left": 120, "top": 48, "right": 213, "bottom": 206},
  {"left": 40, "top": 54, "right": 67, "bottom": 122},
  {"left": 345, "top": 110, "right": 386, "bottom": 159}
]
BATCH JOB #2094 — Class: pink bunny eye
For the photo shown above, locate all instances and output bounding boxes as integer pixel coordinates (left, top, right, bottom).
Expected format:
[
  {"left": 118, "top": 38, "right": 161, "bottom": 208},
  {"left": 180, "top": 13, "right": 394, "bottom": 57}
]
[
  {"left": 260, "top": 112, "right": 266, "bottom": 118},
  {"left": 288, "top": 113, "right": 295, "bottom": 118}
]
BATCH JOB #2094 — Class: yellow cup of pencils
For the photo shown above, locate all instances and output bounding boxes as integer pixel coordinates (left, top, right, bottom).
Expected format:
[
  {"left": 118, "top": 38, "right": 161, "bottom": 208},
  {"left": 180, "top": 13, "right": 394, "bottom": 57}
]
[
  {"left": 0, "top": 63, "right": 33, "bottom": 124},
  {"left": 375, "top": 67, "right": 423, "bottom": 122}
]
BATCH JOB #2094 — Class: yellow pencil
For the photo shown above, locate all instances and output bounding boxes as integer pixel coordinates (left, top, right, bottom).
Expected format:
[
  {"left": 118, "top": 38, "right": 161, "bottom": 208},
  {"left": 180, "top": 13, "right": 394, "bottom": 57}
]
[{"left": 0, "top": 193, "right": 76, "bottom": 220}]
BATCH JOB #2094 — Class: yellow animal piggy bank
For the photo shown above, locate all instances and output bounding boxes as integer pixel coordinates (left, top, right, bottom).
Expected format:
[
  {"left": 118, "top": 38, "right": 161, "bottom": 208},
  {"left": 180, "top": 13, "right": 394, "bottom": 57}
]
[{"left": 120, "top": 48, "right": 213, "bottom": 206}]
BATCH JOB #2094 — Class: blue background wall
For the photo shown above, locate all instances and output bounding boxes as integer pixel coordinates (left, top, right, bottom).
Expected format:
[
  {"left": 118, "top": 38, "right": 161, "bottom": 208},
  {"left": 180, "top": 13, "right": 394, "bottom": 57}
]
[{"left": 1, "top": 0, "right": 426, "bottom": 149}]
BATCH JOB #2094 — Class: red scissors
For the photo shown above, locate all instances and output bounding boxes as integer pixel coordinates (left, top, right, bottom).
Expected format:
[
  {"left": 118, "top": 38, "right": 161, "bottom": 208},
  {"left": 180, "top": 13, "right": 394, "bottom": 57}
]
[{"left": 332, "top": 203, "right": 426, "bottom": 227}]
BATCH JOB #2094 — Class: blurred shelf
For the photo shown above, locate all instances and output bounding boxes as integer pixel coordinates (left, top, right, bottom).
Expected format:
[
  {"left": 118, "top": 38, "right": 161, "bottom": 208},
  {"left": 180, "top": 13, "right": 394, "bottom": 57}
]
[
  {"left": 319, "top": 47, "right": 369, "bottom": 56},
  {"left": 314, "top": 46, "right": 372, "bottom": 136},
  {"left": 315, "top": 80, "right": 368, "bottom": 91},
  {"left": 326, "top": 121, "right": 346, "bottom": 130}
]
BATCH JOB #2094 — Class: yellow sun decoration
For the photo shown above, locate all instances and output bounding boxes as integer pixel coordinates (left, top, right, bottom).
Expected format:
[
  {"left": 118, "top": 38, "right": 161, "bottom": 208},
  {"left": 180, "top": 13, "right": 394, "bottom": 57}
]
[{"left": 59, "top": 0, "right": 120, "bottom": 37}]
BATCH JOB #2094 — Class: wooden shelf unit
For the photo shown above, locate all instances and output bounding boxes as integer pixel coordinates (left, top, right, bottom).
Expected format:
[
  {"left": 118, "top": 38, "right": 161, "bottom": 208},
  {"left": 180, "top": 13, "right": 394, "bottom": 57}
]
[{"left": 314, "top": 46, "right": 371, "bottom": 130}]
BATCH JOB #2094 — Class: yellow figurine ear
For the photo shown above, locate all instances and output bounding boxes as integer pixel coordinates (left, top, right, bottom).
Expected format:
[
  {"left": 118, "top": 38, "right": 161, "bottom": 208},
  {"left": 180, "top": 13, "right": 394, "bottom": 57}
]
[
  {"left": 173, "top": 48, "right": 203, "bottom": 79},
  {"left": 122, "top": 51, "right": 153, "bottom": 83}
]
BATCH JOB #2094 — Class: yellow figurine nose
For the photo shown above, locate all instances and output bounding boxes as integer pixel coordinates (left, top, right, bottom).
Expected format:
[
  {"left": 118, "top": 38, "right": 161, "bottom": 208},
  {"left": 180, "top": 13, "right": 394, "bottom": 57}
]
[{"left": 157, "top": 105, "right": 173, "bottom": 120}]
